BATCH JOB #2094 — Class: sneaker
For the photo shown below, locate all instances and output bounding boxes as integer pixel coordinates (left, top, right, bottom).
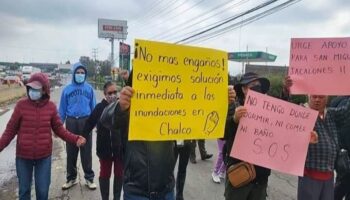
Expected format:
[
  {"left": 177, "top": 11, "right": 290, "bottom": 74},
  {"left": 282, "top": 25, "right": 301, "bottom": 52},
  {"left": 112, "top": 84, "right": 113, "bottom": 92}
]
[
  {"left": 212, "top": 172, "right": 221, "bottom": 184},
  {"left": 85, "top": 180, "right": 97, "bottom": 190},
  {"left": 62, "top": 179, "right": 78, "bottom": 190},
  {"left": 219, "top": 172, "right": 226, "bottom": 179}
]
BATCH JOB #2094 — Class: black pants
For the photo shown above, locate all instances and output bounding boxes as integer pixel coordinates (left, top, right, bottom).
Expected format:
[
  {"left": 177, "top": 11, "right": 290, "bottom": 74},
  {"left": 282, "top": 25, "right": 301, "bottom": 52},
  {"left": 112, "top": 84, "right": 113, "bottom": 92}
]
[
  {"left": 190, "top": 140, "right": 207, "bottom": 160},
  {"left": 174, "top": 144, "right": 191, "bottom": 200},
  {"left": 335, "top": 173, "right": 350, "bottom": 200},
  {"left": 225, "top": 179, "right": 267, "bottom": 200},
  {"left": 65, "top": 117, "right": 95, "bottom": 181}
]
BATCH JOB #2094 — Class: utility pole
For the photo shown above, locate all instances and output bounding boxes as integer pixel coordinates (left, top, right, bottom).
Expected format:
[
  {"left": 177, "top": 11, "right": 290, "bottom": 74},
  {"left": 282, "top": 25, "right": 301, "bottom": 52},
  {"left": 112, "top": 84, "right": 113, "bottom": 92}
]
[
  {"left": 92, "top": 48, "right": 98, "bottom": 84},
  {"left": 92, "top": 48, "right": 98, "bottom": 61}
]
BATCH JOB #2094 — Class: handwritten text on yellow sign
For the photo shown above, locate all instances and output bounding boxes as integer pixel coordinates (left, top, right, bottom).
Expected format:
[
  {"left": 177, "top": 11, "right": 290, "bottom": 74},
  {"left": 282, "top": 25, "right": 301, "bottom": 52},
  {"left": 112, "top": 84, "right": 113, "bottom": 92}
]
[{"left": 129, "top": 39, "right": 228, "bottom": 141}]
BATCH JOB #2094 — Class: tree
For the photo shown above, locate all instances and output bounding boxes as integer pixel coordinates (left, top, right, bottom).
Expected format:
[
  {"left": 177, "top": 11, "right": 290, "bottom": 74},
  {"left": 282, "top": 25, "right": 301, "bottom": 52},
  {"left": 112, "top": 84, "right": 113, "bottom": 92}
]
[
  {"left": 9, "top": 62, "right": 20, "bottom": 70},
  {"left": 100, "top": 60, "right": 112, "bottom": 76},
  {"left": 266, "top": 74, "right": 307, "bottom": 104},
  {"left": 79, "top": 57, "right": 95, "bottom": 78}
]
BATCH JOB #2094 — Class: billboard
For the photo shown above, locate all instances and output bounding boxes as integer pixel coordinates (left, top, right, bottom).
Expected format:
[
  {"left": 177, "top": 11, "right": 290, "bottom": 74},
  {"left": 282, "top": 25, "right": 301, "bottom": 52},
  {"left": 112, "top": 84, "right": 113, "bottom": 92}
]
[{"left": 98, "top": 19, "right": 127, "bottom": 40}]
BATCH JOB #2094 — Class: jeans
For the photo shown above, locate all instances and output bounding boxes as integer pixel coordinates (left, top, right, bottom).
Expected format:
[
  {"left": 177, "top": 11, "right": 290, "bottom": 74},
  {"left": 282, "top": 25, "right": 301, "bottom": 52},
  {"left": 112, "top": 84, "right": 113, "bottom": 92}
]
[
  {"left": 124, "top": 191, "right": 175, "bottom": 200},
  {"left": 16, "top": 156, "right": 51, "bottom": 200}
]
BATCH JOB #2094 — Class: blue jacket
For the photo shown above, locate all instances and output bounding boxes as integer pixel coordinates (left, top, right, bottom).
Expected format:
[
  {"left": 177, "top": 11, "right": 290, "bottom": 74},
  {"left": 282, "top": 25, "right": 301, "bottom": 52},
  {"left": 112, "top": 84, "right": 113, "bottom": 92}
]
[{"left": 59, "top": 62, "right": 96, "bottom": 122}]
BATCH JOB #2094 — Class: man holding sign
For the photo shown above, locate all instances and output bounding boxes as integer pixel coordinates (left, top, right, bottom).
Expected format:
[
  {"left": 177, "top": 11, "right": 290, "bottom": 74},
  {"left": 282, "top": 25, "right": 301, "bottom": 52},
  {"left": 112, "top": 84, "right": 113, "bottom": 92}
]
[
  {"left": 283, "top": 77, "right": 350, "bottom": 200},
  {"left": 288, "top": 37, "right": 350, "bottom": 200},
  {"left": 101, "top": 40, "right": 236, "bottom": 200}
]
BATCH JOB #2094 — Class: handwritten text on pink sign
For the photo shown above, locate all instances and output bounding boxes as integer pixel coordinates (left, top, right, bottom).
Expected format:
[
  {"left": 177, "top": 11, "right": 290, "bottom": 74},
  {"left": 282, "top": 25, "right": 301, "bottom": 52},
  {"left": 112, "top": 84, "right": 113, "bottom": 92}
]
[
  {"left": 289, "top": 37, "right": 350, "bottom": 95},
  {"left": 231, "top": 90, "right": 318, "bottom": 176}
]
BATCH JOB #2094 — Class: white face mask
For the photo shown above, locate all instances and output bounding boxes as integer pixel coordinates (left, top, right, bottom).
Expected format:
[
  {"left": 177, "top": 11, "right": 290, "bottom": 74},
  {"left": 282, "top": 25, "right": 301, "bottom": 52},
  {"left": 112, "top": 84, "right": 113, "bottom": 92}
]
[
  {"left": 106, "top": 94, "right": 118, "bottom": 103},
  {"left": 29, "top": 88, "right": 42, "bottom": 101},
  {"left": 75, "top": 74, "right": 85, "bottom": 83}
]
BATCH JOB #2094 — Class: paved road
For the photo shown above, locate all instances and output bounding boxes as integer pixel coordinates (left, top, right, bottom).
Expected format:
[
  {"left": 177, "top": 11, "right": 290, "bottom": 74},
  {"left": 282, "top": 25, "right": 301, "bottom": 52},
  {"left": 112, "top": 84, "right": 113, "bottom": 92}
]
[{"left": 0, "top": 87, "right": 297, "bottom": 200}]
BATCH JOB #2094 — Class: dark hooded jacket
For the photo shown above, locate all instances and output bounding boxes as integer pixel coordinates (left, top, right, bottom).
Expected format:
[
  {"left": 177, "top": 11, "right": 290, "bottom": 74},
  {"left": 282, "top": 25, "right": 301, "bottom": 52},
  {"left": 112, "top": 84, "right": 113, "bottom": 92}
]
[
  {"left": 330, "top": 96, "right": 350, "bottom": 151},
  {"left": 224, "top": 102, "right": 271, "bottom": 184},
  {"left": 83, "top": 99, "right": 123, "bottom": 159},
  {"left": 0, "top": 73, "right": 79, "bottom": 159},
  {"left": 100, "top": 70, "right": 176, "bottom": 198},
  {"left": 224, "top": 72, "right": 271, "bottom": 184}
]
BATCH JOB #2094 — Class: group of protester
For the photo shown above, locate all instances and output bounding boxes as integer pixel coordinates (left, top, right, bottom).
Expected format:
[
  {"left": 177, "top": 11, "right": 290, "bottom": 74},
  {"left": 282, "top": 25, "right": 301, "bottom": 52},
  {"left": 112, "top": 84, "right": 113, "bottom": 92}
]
[{"left": 0, "top": 61, "right": 349, "bottom": 200}]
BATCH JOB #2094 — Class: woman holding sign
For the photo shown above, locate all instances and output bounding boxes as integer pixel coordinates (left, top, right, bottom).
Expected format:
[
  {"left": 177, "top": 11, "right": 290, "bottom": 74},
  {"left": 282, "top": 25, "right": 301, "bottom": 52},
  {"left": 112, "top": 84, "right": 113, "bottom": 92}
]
[
  {"left": 223, "top": 72, "right": 273, "bottom": 200},
  {"left": 223, "top": 72, "right": 318, "bottom": 200}
]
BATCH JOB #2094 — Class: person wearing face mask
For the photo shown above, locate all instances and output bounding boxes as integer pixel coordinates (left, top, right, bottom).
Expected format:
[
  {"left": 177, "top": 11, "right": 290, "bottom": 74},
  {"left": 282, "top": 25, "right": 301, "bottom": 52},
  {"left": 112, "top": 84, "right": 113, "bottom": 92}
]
[
  {"left": 223, "top": 72, "right": 318, "bottom": 200},
  {"left": 223, "top": 72, "right": 272, "bottom": 200},
  {"left": 82, "top": 81, "right": 125, "bottom": 200},
  {"left": 0, "top": 73, "right": 86, "bottom": 200},
  {"left": 99, "top": 70, "right": 236, "bottom": 200},
  {"left": 59, "top": 62, "right": 97, "bottom": 190}
]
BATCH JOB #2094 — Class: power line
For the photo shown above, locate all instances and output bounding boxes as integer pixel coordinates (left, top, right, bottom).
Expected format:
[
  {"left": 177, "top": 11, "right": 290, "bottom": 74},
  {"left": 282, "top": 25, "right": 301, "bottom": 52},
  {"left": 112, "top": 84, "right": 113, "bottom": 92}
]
[
  {"left": 144, "top": 0, "right": 207, "bottom": 37},
  {"left": 129, "top": 0, "right": 165, "bottom": 25},
  {"left": 154, "top": 0, "right": 249, "bottom": 41},
  {"left": 175, "top": 0, "right": 280, "bottom": 44},
  {"left": 135, "top": 0, "right": 190, "bottom": 32},
  {"left": 130, "top": 0, "right": 180, "bottom": 27},
  {"left": 188, "top": 0, "right": 301, "bottom": 44},
  {"left": 152, "top": 0, "right": 246, "bottom": 40}
]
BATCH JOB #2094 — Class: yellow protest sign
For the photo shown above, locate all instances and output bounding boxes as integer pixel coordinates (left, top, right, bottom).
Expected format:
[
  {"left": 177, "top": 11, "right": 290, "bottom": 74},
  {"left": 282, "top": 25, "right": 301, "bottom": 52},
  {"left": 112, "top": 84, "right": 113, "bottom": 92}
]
[{"left": 129, "top": 39, "right": 228, "bottom": 141}]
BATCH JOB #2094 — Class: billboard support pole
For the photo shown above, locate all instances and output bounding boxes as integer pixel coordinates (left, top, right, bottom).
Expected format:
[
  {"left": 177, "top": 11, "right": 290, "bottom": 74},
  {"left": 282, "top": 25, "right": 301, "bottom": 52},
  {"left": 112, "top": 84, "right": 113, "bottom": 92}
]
[
  {"left": 110, "top": 38, "right": 114, "bottom": 67},
  {"left": 121, "top": 48, "right": 124, "bottom": 70}
]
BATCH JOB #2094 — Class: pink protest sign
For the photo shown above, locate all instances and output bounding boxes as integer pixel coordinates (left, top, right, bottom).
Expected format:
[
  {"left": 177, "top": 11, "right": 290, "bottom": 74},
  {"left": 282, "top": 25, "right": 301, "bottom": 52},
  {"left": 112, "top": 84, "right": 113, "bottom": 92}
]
[
  {"left": 230, "top": 90, "right": 318, "bottom": 176},
  {"left": 289, "top": 37, "right": 350, "bottom": 95}
]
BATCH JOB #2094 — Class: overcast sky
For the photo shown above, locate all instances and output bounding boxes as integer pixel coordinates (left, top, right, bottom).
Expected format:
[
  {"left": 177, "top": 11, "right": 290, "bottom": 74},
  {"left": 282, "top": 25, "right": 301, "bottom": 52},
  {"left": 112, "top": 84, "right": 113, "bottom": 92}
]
[{"left": 0, "top": 0, "right": 349, "bottom": 74}]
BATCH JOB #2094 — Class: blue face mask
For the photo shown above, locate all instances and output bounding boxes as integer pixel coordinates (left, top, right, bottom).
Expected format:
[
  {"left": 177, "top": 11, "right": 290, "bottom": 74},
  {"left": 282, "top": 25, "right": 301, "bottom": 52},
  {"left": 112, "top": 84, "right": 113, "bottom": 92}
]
[
  {"left": 28, "top": 89, "right": 42, "bottom": 101},
  {"left": 75, "top": 74, "right": 85, "bottom": 83}
]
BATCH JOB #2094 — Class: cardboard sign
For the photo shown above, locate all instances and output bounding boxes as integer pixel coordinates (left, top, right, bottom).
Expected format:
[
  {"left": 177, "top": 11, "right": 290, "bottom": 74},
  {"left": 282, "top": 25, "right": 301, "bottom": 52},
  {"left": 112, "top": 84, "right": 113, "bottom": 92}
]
[
  {"left": 289, "top": 37, "right": 350, "bottom": 95},
  {"left": 129, "top": 39, "right": 228, "bottom": 141},
  {"left": 231, "top": 90, "right": 318, "bottom": 176}
]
